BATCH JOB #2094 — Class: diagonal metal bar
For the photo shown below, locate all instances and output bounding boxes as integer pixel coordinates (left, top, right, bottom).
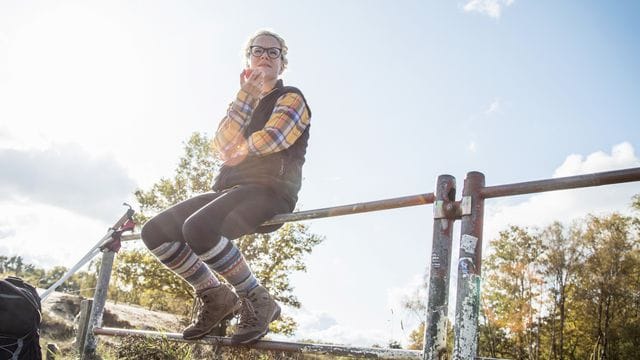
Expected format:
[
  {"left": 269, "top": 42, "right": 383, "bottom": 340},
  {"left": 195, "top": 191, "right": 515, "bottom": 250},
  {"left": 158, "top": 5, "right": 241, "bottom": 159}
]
[{"left": 40, "top": 207, "right": 134, "bottom": 301}]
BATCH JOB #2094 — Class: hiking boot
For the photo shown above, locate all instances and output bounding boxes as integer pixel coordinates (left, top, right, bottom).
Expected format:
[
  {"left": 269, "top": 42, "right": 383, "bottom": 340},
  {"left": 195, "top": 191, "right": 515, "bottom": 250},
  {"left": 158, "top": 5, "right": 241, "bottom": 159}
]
[
  {"left": 183, "top": 284, "right": 241, "bottom": 340},
  {"left": 230, "top": 285, "right": 281, "bottom": 344}
]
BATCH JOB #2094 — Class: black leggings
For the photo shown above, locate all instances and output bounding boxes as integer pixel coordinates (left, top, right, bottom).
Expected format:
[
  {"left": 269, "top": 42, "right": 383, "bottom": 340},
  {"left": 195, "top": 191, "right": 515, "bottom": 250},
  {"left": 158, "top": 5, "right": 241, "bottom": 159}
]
[{"left": 140, "top": 184, "right": 291, "bottom": 255}]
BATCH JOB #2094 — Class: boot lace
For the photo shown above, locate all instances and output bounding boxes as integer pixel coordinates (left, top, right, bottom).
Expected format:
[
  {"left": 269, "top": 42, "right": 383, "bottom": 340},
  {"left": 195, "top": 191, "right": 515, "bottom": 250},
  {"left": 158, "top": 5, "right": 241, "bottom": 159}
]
[
  {"left": 192, "top": 294, "right": 213, "bottom": 325},
  {"left": 237, "top": 297, "right": 259, "bottom": 329}
]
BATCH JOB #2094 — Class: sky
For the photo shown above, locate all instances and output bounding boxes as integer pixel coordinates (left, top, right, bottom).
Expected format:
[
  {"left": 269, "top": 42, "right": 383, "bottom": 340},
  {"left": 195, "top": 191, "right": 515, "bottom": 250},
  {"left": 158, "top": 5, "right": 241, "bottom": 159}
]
[{"left": 1, "top": 0, "right": 640, "bottom": 348}]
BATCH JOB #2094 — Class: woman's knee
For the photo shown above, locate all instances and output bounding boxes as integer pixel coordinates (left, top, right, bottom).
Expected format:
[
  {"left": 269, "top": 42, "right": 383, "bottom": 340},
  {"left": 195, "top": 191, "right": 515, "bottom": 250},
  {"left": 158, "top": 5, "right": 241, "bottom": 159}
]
[
  {"left": 140, "top": 216, "right": 172, "bottom": 250},
  {"left": 219, "top": 215, "right": 253, "bottom": 240},
  {"left": 182, "top": 212, "right": 220, "bottom": 254}
]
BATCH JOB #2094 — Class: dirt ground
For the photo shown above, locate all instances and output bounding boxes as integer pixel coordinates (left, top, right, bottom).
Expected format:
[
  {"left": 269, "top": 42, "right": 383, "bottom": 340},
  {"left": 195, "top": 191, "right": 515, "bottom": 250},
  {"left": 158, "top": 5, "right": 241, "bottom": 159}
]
[
  {"left": 40, "top": 290, "right": 187, "bottom": 358},
  {"left": 42, "top": 290, "right": 185, "bottom": 331}
]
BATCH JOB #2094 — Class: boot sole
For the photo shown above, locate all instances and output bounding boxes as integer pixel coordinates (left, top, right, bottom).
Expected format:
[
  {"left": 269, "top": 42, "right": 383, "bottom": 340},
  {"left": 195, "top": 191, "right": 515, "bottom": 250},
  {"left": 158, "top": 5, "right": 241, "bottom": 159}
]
[
  {"left": 232, "top": 304, "right": 281, "bottom": 345},
  {"left": 183, "top": 300, "right": 243, "bottom": 340}
]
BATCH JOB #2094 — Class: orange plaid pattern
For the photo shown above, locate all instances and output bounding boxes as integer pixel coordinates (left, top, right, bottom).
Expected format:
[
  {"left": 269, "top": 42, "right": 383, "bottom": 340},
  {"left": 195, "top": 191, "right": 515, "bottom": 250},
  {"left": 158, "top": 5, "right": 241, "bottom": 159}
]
[{"left": 214, "top": 89, "right": 310, "bottom": 162}]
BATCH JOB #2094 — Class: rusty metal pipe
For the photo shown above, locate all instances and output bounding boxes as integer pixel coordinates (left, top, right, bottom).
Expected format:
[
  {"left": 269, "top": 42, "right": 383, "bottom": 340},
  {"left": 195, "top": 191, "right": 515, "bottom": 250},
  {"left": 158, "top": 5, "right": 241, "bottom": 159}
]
[
  {"left": 93, "top": 327, "right": 422, "bottom": 359},
  {"left": 480, "top": 167, "right": 640, "bottom": 199},
  {"left": 423, "top": 175, "right": 457, "bottom": 360},
  {"left": 262, "top": 192, "right": 436, "bottom": 225},
  {"left": 120, "top": 193, "right": 435, "bottom": 242},
  {"left": 453, "top": 172, "right": 485, "bottom": 359}
]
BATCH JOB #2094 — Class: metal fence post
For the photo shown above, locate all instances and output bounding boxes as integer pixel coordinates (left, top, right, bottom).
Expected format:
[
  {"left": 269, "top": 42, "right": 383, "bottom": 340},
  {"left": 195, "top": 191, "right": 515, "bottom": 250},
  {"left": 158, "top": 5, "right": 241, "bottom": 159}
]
[
  {"left": 453, "top": 171, "right": 485, "bottom": 359},
  {"left": 423, "top": 175, "right": 457, "bottom": 359},
  {"left": 81, "top": 250, "right": 116, "bottom": 359},
  {"left": 76, "top": 299, "right": 93, "bottom": 353}
]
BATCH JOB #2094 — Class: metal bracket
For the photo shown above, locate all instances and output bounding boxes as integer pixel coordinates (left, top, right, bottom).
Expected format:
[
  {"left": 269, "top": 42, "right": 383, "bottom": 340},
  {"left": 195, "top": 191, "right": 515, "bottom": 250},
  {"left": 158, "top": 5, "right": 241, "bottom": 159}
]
[
  {"left": 461, "top": 196, "right": 472, "bottom": 216},
  {"left": 434, "top": 200, "right": 463, "bottom": 219},
  {"left": 433, "top": 200, "right": 445, "bottom": 219}
]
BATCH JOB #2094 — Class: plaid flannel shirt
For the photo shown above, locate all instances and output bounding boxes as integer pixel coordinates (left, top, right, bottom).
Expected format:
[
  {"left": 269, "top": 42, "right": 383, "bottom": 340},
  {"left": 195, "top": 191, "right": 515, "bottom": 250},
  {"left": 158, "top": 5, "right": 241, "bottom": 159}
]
[{"left": 214, "top": 89, "right": 310, "bottom": 162}]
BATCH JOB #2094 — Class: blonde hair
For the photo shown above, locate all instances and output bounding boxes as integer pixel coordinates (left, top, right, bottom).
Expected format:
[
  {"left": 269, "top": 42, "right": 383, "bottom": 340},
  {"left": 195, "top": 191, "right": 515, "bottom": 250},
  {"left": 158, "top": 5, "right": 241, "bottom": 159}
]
[{"left": 243, "top": 29, "right": 288, "bottom": 72}]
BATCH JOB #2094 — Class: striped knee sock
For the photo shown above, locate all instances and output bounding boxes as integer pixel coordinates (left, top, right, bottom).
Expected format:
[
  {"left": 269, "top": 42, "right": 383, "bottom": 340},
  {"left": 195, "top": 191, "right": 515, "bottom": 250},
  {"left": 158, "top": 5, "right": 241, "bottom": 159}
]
[
  {"left": 199, "top": 236, "right": 258, "bottom": 296},
  {"left": 149, "top": 241, "right": 220, "bottom": 292}
]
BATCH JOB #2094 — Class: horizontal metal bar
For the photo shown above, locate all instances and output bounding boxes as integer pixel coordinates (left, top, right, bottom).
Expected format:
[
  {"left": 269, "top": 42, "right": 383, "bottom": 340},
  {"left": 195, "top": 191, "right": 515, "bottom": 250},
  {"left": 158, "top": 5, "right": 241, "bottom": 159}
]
[
  {"left": 93, "top": 327, "right": 421, "bottom": 359},
  {"left": 262, "top": 192, "right": 435, "bottom": 225},
  {"left": 123, "top": 168, "right": 639, "bottom": 241},
  {"left": 121, "top": 233, "right": 140, "bottom": 241},
  {"left": 121, "top": 193, "right": 435, "bottom": 242},
  {"left": 480, "top": 167, "right": 640, "bottom": 199}
]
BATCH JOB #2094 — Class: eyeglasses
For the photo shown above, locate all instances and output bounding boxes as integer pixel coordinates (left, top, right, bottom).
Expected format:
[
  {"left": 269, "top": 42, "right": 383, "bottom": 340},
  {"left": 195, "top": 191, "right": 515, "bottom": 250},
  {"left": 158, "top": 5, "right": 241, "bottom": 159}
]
[{"left": 250, "top": 46, "right": 282, "bottom": 59}]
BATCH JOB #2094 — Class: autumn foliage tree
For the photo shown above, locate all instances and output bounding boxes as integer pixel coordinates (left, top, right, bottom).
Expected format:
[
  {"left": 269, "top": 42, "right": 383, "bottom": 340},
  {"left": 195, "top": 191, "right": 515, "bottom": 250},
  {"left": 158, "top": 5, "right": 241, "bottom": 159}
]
[
  {"left": 479, "top": 205, "right": 640, "bottom": 360},
  {"left": 401, "top": 194, "right": 640, "bottom": 359}
]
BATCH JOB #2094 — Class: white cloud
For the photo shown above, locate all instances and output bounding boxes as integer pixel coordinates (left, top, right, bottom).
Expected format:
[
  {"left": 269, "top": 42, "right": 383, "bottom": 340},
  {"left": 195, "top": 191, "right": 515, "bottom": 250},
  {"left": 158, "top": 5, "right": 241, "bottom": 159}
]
[
  {"left": 463, "top": 0, "right": 515, "bottom": 19},
  {"left": 273, "top": 306, "right": 390, "bottom": 347},
  {"left": 386, "top": 273, "right": 427, "bottom": 345},
  {"left": 0, "top": 31, "right": 7, "bottom": 84},
  {"left": 0, "top": 125, "right": 11, "bottom": 142},
  {"left": 468, "top": 141, "right": 477, "bottom": 153},
  {"left": 288, "top": 307, "right": 337, "bottom": 332},
  {"left": 485, "top": 98, "right": 501, "bottom": 114},
  {"left": 0, "top": 143, "right": 137, "bottom": 220},
  {"left": 295, "top": 323, "right": 388, "bottom": 347},
  {"left": 553, "top": 142, "right": 638, "bottom": 178},
  {"left": 484, "top": 142, "right": 640, "bottom": 245},
  {"left": 0, "top": 142, "right": 138, "bottom": 270},
  {"left": 0, "top": 201, "right": 112, "bottom": 269},
  {"left": 387, "top": 273, "right": 426, "bottom": 319}
]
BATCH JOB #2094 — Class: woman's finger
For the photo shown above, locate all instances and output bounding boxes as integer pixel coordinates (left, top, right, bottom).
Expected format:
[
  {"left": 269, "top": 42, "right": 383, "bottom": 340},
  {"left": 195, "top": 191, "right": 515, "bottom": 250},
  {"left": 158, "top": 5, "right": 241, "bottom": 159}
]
[
  {"left": 250, "top": 69, "right": 263, "bottom": 80},
  {"left": 240, "top": 70, "right": 246, "bottom": 86}
]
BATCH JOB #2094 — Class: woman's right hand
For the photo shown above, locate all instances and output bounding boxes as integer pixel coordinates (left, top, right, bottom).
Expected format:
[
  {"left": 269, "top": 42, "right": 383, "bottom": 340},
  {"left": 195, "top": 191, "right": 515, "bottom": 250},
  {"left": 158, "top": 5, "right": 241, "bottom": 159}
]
[{"left": 240, "top": 68, "right": 264, "bottom": 99}]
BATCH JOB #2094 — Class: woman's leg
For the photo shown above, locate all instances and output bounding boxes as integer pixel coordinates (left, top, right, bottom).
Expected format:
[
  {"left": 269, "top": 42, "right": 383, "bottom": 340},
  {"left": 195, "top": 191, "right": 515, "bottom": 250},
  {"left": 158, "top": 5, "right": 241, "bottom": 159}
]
[
  {"left": 181, "top": 184, "right": 291, "bottom": 295},
  {"left": 140, "top": 193, "right": 224, "bottom": 292},
  {"left": 140, "top": 192, "right": 244, "bottom": 340},
  {"left": 180, "top": 185, "right": 290, "bottom": 343}
]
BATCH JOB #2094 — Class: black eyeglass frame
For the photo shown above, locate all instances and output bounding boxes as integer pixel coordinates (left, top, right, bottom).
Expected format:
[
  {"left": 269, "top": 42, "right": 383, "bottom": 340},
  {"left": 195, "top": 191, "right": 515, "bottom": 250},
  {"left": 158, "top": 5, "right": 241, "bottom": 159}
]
[{"left": 249, "top": 46, "right": 282, "bottom": 59}]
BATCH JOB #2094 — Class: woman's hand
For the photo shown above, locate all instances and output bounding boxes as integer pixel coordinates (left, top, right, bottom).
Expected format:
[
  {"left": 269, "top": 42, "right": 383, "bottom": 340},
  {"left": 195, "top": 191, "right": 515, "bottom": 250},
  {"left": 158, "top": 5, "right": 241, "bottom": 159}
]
[{"left": 240, "top": 68, "right": 264, "bottom": 99}]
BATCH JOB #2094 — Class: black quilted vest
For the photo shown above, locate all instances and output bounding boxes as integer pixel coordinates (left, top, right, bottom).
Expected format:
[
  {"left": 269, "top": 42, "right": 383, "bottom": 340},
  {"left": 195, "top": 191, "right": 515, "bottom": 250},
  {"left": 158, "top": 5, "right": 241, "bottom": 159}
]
[{"left": 213, "top": 80, "right": 311, "bottom": 208}]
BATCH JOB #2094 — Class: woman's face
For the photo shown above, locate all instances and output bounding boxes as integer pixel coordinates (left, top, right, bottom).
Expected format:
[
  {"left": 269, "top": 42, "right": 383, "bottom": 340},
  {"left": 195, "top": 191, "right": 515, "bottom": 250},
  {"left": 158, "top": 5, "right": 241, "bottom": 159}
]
[{"left": 248, "top": 35, "right": 283, "bottom": 81}]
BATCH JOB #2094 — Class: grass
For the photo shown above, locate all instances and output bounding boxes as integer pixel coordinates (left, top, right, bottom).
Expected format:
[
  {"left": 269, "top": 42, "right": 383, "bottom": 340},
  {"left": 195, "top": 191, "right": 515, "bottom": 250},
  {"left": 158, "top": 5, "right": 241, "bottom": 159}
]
[{"left": 41, "top": 331, "right": 309, "bottom": 360}]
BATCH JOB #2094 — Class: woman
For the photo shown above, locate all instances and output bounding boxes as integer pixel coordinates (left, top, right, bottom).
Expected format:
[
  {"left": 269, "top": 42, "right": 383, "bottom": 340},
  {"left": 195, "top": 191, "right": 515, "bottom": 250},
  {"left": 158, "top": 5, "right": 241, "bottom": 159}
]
[{"left": 140, "top": 29, "right": 311, "bottom": 344}]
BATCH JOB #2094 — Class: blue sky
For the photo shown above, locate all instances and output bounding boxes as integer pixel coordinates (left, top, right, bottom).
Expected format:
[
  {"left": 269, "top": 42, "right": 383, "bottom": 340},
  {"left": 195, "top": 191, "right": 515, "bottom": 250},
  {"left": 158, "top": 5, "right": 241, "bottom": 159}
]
[{"left": 1, "top": 0, "right": 639, "bottom": 347}]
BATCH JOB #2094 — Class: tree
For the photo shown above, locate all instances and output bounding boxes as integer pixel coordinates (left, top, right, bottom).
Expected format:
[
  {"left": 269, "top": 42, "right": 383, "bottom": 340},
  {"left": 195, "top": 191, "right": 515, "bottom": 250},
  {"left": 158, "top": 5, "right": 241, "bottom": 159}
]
[
  {"left": 482, "top": 225, "right": 545, "bottom": 360},
  {"left": 476, "top": 195, "right": 640, "bottom": 360},
  {"left": 633, "top": 194, "right": 640, "bottom": 231},
  {"left": 407, "top": 322, "right": 425, "bottom": 351},
  {"left": 571, "top": 213, "right": 640, "bottom": 359},
  {"left": 3, "top": 255, "right": 25, "bottom": 277},
  {"left": 135, "top": 132, "right": 222, "bottom": 224},
  {"left": 540, "top": 221, "right": 582, "bottom": 360},
  {"left": 399, "top": 273, "right": 428, "bottom": 351},
  {"left": 110, "top": 249, "right": 195, "bottom": 314},
  {"left": 133, "top": 132, "right": 323, "bottom": 334},
  {"left": 40, "top": 266, "right": 75, "bottom": 292}
]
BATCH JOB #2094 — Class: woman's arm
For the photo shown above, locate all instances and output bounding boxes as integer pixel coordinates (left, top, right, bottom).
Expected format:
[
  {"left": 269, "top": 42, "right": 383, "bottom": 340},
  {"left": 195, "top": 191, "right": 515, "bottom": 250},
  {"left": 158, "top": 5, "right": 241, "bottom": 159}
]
[
  {"left": 213, "top": 88, "right": 259, "bottom": 161},
  {"left": 247, "top": 92, "right": 310, "bottom": 155},
  {"left": 214, "top": 70, "right": 265, "bottom": 161},
  {"left": 215, "top": 92, "right": 310, "bottom": 165}
]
